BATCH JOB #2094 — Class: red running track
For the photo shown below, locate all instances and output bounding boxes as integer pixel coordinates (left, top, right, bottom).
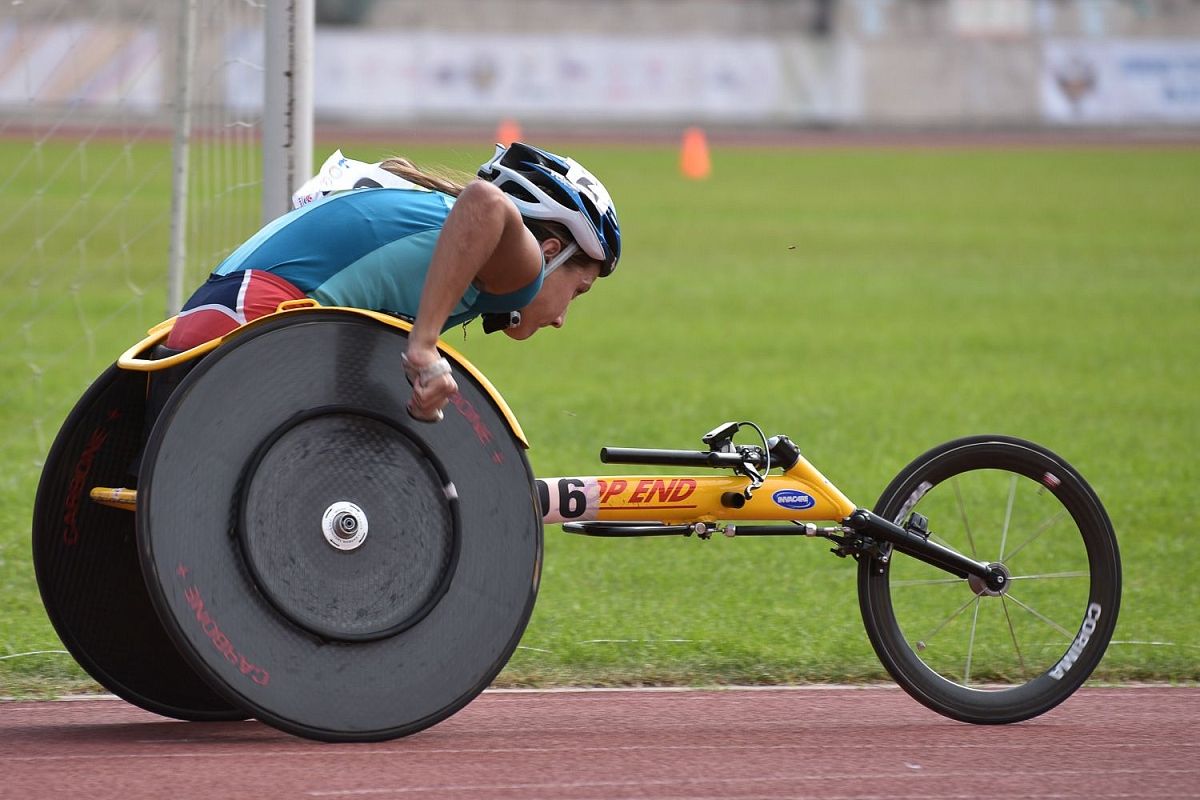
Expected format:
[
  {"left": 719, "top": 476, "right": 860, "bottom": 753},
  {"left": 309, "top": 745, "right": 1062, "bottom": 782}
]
[{"left": 1, "top": 686, "right": 1197, "bottom": 799}]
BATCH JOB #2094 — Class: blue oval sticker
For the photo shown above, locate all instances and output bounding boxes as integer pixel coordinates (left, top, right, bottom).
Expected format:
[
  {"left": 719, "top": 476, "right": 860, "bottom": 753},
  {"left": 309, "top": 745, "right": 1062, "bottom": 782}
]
[{"left": 772, "top": 490, "right": 815, "bottom": 511}]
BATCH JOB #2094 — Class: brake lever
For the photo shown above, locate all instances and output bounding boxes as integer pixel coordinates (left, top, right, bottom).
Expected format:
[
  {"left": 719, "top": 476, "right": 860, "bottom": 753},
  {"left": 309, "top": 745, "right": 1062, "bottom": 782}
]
[
  {"left": 701, "top": 425, "right": 770, "bottom": 500},
  {"left": 735, "top": 446, "right": 767, "bottom": 499}
]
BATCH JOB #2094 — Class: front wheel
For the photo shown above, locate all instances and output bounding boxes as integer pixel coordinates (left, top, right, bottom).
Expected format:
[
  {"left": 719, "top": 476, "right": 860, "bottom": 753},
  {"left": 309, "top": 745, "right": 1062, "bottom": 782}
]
[{"left": 858, "top": 435, "right": 1120, "bottom": 724}]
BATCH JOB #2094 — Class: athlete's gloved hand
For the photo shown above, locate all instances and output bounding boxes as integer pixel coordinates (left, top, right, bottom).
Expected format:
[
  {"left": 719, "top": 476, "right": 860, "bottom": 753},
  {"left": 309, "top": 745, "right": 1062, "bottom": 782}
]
[{"left": 402, "top": 346, "right": 456, "bottom": 423}]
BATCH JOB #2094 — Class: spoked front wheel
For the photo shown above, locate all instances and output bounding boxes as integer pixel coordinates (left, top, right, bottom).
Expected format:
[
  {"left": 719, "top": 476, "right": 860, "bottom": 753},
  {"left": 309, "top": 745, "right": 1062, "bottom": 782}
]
[{"left": 858, "top": 435, "right": 1120, "bottom": 723}]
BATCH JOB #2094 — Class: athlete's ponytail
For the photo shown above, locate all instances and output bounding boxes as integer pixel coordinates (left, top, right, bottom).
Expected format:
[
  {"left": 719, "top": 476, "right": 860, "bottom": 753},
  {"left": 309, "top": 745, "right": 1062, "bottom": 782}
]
[{"left": 378, "top": 157, "right": 468, "bottom": 197}]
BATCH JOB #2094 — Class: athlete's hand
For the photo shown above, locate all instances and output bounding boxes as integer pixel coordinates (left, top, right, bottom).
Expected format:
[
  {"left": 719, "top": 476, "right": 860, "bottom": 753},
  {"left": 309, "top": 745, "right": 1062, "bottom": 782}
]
[{"left": 402, "top": 345, "right": 456, "bottom": 423}]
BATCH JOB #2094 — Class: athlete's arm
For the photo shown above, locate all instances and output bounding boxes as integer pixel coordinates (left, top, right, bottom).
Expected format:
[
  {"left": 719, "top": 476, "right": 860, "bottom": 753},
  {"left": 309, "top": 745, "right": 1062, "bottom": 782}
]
[{"left": 405, "top": 180, "right": 542, "bottom": 420}]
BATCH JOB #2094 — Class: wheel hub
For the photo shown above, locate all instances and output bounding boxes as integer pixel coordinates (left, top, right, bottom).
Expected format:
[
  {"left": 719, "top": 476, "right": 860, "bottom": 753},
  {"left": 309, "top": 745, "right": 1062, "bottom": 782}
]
[
  {"left": 969, "top": 562, "right": 1011, "bottom": 597},
  {"left": 323, "top": 501, "right": 368, "bottom": 551}
]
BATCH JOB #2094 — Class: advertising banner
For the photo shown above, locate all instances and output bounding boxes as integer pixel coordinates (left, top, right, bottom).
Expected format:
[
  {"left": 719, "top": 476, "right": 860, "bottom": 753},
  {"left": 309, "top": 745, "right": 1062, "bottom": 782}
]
[
  {"left": 226, "top": 29, "right": 859, "bottom": 124},
  {"left": 0, "top": 21, "right": 161, "bottom": 111},
  {"left": 1042, "top": 39, "right": 1200, "bottom": 123}
]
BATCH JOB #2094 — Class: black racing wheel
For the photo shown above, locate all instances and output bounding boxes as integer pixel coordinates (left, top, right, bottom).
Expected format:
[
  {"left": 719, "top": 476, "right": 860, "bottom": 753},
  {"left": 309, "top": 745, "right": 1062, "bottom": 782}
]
[
  {"left": 858, "top": 436, "right": 1120, "bottom": 724},
  {"left": 137, "top": 311, "right": 542, "bottom": 741},
  {"left": 32, "top": 363, "right": 245, "bottom": 721}
]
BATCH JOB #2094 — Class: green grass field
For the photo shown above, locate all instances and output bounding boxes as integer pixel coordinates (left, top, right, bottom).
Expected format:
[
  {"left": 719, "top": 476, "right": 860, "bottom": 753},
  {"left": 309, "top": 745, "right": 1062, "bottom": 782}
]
[{"left": 2, "top": 139, "right": 1197, "bottom": 697}]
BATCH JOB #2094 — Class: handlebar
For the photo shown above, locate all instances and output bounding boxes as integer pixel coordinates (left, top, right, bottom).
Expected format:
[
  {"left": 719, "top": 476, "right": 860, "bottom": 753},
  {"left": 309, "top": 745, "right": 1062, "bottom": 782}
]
[{"left": 600, "top": 447, "right": 763, "bottom": 469}]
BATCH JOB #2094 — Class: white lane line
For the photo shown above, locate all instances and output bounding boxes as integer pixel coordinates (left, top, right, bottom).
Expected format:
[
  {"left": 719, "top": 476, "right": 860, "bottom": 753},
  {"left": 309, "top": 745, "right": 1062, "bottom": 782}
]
[
  {"left": 0, "top": 650, "right": 70, "bottom": 661},
  {"left": 5, "top": 683, "right": 1196, "bottom": 703},
  {"left": 5, "top": 740, "right": 1197, "bottom": 763},
  {"left": 304, "top": 769, "right": 1200, "bottom": 797},
  {"left": 507, "top": 795, "right": 1196, "bottom": 800},
  {"left": 481, "top": 684, "right": 902, "bottom": 694}
]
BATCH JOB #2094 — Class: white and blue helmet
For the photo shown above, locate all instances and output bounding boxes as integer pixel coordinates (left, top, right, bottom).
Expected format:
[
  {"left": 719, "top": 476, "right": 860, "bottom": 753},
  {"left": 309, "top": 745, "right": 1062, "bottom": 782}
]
[{"left": 478, "top": 142, "right": 621, "bottom": 277}]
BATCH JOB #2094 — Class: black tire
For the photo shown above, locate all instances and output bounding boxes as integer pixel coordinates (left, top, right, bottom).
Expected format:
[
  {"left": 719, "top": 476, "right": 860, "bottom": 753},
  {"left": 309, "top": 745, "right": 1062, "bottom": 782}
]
[{"left": 858, "top": 435, "right": 1120, "bottom": 724}]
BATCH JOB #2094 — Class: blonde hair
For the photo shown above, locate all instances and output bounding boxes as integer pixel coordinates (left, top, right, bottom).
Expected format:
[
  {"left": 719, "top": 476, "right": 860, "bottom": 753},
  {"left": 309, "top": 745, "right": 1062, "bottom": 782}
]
[
  {"left": 378, "top": 156, "right": 468, "bottom": 197},
  {"left": 380, "top": 156, "right": 602, "bottom": 272}
]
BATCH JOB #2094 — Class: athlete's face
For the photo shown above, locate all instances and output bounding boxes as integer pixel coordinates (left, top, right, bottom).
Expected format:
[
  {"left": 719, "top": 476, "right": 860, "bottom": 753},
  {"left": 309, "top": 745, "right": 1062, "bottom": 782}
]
[{"left": 504, "top": 243, "right": 601, "bottom": 340}]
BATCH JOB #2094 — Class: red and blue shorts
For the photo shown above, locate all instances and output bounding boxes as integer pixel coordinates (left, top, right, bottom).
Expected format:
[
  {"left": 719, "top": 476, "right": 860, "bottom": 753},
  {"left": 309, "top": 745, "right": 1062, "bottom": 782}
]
[{"left": 166, "top": 270, "right": 306, "bottom": 350}]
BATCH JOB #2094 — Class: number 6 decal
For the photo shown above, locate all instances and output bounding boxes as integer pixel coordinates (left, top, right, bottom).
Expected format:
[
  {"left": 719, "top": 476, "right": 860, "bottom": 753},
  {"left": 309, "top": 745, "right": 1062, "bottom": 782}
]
[
  {"left": 536, "top": 478, "right": 599, "bottom": 524},
  {"left": 558, "top": 478, "right": 588, "bottom": 519}
]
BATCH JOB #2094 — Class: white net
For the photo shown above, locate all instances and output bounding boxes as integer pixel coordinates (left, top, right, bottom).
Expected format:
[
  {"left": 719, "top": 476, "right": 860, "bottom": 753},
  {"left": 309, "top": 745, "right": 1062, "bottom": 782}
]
[
  {"left": 0, "top": 0, "right": 265, "bottom": 543},
  {"left": 186, "top": 1, "right": 264, "bottom": 304}
]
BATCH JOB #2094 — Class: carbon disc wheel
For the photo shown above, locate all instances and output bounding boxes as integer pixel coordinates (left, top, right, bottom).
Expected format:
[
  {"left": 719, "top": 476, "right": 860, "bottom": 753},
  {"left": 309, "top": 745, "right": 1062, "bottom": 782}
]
[
  {"left": 32, "top": 364, "right": 245, "bottom": 721},
  {"left": 137, "top": 311, "right": 541, "bottom": 741},
  {"left": 858, "top": 435, "right": 1120, "bottom": 724}
]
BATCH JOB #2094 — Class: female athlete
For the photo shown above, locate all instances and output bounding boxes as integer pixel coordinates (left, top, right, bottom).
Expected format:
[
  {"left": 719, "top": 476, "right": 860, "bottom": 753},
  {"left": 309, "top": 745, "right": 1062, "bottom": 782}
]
[{"left": 166, "top": 142, "right": 621, "bottom": 421}]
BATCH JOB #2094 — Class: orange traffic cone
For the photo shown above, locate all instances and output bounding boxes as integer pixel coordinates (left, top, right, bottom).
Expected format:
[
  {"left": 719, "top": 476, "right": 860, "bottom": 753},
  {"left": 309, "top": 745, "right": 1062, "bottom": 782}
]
[
  {"left": 496, "top": 118, "right": 522, "bottom": 147},
  {"left": 680, "top": 127, "right": 711, "bottom": 180}
]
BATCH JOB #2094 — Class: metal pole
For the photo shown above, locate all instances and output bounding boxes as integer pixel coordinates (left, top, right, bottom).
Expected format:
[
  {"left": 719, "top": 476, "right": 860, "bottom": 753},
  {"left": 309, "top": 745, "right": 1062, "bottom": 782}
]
[
  {"left": 166, "top": 0, "right": 197, "bottom": 316},
  {"left": 262, "top": 0, "right": 314, "bottom": 224}
]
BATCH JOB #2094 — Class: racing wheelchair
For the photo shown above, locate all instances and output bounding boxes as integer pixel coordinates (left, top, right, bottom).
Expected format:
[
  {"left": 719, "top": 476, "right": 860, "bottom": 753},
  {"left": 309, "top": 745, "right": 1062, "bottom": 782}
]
[{"left": 33, "top": 303, "right": 1121, "bottom": 741}]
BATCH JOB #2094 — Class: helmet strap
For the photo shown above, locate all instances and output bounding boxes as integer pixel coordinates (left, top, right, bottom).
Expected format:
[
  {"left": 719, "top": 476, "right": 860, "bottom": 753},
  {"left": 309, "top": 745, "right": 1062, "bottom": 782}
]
[{"left": 543, "top": 240, "right": 579, "bottom": 278}]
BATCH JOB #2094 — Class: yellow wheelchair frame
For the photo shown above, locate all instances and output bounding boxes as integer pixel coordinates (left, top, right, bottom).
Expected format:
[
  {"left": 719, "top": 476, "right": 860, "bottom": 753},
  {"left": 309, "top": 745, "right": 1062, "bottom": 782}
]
[{"left": 538, "top": 436, "right": 855, "bottom": 531}]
